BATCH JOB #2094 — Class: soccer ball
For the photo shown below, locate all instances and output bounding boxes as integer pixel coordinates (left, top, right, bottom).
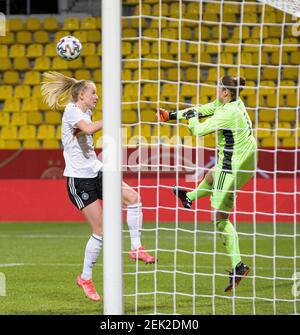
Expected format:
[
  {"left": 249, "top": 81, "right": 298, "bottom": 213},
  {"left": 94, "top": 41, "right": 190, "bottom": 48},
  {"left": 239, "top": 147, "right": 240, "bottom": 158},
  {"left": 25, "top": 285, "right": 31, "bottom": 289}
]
[{"left": 56, "top": 35, "right": 82, "bottom": 61}]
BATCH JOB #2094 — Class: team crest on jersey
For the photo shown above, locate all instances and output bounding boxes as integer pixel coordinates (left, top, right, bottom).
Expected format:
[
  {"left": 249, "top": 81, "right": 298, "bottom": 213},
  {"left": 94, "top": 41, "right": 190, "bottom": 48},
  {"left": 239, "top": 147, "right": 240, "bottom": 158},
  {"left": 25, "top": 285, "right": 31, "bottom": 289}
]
[{"left": 81, "top": 192, "right": 89, "bottom": 201}]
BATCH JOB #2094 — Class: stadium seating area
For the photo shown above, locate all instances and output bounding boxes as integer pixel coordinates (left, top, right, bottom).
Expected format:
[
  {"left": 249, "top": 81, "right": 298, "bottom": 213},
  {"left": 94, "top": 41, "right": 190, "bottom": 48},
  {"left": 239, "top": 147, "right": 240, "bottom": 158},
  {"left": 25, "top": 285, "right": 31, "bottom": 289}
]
[{"left": 0, "top": 0, "right": 299, "bottom": 149}]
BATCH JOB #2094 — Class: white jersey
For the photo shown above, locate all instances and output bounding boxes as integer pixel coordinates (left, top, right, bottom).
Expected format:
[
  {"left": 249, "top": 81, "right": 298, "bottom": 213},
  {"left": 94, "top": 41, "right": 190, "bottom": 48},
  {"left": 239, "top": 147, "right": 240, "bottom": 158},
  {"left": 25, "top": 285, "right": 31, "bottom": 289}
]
[{"left": 62, "top": 102, "right": 102, "bottom": 178}]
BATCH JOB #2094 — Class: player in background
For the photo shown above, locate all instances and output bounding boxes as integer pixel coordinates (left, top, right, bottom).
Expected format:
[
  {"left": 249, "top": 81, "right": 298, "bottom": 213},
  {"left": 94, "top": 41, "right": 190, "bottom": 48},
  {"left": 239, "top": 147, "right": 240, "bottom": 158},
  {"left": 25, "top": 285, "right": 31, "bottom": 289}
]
[
  {"left": 41, "top": 71, "right": 156, "bottom": 302},
  {"left": 157, "top": 76, "right": 257, "bottom": 292}
]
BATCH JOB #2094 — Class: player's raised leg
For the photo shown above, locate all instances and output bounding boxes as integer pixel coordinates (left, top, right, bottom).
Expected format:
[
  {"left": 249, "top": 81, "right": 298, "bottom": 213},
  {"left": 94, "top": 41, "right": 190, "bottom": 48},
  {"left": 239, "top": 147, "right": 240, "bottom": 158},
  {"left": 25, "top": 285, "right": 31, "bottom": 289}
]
[
  {"left": 122, "top": 182, "right": 157, "bottom": 264},
  {"left": 173, "top": 168, "right": 214, "bottom": 208},
  {"left": 76, "top": 200, "right": 103, "bottom": 301}
]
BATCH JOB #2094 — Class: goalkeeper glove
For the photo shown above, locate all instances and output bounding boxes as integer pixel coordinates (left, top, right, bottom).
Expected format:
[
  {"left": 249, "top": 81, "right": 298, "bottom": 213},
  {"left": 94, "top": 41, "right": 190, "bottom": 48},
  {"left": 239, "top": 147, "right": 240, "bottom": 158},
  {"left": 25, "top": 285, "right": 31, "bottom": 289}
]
[
  {"left": 183, "top": 109, "right": 198, "bottom": 120},
  {"left": 157, "top": 108, "right": 177, "bottom": 122}
]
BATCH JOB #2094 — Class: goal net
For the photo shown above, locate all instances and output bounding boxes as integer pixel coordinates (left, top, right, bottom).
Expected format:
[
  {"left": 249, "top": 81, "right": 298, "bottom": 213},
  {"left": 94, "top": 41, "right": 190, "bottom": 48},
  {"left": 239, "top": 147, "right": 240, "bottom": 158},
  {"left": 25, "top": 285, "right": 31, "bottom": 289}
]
[{"left": 120, "top": 0, "right": 300, "bottom": 315}]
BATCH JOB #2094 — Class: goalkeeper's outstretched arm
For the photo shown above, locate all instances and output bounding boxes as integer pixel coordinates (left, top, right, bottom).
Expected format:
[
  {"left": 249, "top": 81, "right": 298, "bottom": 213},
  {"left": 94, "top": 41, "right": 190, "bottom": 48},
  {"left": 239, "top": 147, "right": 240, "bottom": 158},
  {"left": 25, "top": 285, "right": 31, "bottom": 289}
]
[{"left": 157, "top": 99, "right": 222, "bottom": 122}]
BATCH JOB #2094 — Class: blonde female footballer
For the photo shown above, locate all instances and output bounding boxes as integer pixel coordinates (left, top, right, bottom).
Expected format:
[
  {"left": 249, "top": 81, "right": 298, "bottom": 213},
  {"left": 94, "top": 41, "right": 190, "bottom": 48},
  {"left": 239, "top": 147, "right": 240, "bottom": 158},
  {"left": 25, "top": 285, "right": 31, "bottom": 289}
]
[{"left": 41, "top": 71, "right": 156, "bottom": 302}]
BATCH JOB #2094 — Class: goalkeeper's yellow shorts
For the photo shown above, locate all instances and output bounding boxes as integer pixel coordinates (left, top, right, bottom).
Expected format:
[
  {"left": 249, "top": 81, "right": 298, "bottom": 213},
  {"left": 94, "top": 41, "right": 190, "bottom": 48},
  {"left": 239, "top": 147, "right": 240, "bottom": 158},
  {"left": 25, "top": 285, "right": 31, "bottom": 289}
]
[{"left": 210, "top": 156, "right": 255, "bottom": 213}]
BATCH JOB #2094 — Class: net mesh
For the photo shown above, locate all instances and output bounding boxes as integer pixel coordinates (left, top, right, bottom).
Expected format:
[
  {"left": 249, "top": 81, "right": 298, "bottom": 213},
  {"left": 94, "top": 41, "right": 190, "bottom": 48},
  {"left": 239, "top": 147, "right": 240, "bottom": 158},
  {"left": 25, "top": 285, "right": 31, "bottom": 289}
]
[{"left": 120, "top": 0, "right": 300, "bottom": 315}]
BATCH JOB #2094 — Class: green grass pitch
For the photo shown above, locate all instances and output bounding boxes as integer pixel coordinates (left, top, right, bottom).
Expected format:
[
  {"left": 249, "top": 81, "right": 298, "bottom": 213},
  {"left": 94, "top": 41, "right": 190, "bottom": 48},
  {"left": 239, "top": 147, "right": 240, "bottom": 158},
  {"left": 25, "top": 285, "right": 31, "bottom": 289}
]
[{"left": 0, "top": 221, "right": 299, "bottom": 315}]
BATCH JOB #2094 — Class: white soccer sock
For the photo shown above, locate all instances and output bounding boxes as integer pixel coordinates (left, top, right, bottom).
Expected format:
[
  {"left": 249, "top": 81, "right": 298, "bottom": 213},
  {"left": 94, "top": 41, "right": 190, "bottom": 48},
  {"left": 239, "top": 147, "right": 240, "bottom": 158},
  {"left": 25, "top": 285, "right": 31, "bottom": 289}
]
[
  {"left": 81, "top": 234, "right": 103, "bottom": 280},
  {"left": 127, "top": 203, "right": 143, "bottom": 250}
]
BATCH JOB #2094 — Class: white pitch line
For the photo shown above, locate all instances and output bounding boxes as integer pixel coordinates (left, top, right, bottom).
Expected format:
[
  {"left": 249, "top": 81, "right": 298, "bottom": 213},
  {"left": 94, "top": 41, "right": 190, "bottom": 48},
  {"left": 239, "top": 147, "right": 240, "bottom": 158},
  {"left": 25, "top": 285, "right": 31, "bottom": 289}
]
[{"left": 0, "top": 263, "right": 296, "bottom": 271}]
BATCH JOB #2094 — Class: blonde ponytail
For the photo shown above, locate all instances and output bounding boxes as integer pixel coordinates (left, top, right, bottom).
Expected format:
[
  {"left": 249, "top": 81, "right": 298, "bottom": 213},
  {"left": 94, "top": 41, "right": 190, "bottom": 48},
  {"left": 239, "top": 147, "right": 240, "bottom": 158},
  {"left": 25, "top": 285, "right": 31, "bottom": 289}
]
[{"left": 41, "top": 71, "right": 79, "bottom": 110}]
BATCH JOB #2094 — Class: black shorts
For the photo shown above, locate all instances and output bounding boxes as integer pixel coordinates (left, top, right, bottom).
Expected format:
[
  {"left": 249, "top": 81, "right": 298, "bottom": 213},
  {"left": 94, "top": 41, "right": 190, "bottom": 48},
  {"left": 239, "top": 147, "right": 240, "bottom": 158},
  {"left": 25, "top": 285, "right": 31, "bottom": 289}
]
[{"left": 67, "top": 171, "right": 102, "bottom": 210}]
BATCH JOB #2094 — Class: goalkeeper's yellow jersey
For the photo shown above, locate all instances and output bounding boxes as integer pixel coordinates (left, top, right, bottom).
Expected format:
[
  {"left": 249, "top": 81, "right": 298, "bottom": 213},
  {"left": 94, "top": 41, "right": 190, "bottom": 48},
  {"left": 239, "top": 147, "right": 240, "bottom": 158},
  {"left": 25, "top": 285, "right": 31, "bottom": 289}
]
[{"left": 178, "top": 99, "right": 257, "bottom": 173}]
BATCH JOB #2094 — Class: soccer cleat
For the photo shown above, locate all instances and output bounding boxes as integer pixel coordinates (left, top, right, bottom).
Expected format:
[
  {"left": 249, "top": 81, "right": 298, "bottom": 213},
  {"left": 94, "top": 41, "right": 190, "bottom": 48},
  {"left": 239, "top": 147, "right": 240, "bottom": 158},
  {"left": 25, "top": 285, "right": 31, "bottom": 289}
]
[
  {"left": 129, "top": 246, "right": 157, "bottom": 264},
  {"left": 173, "top": 186, "right": 192, "bottom": 209},
  {"left": 224, "top": 262, "right": 250, "bottom": 292},
  {"left": 76, "top": 275, "right": 101, "bottom": 301}
]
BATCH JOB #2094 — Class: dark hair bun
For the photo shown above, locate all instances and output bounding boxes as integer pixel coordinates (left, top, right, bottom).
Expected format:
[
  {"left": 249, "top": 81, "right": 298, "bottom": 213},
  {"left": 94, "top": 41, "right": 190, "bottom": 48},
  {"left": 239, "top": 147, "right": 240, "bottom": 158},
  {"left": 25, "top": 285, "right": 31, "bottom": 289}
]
[{"left": 239, "top": 77, "right": 246, "bottom": 87}]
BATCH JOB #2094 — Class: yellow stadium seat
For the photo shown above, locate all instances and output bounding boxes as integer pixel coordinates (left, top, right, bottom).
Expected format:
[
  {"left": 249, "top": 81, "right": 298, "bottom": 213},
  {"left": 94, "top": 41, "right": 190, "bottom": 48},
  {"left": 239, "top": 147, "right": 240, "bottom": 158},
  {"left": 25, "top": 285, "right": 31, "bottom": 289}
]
[
  {"left": 84, "top": 55, "right": 101, "bottom": 69},
  {"left": 32, "top": 86, "right": 43, "bottom": 98},
  {"left": 290, "top": 51, "right": 300, "bottom": 65},
  {"left": 0, "top": 85, "right": 13, "bottom": 99},
  {"left": 261, "top": 137, "right": 276, "bottom": 147},
  {"left": 14, "top": 57, "right": 30, "bottom": 71},
  {"left": 268, "top": 26, "right": 282, "bottom": 38},
  {"left": 45, "top": 111, "right": 61, "bottom": 125},
  {"left": 0, "top": 45, "right": 8, "bottom": 58},
  {"left": 3, "top": 71, "right": 20, "bottom": 84},
  {"left": 259, "top": 109, "right": 276, "bottom": 122},
  {"left": 23, "top": 140, "right": 40, "bottom": 149},
  {"left": 277, "top": 122, "right": 291, "bottom": 138},
  {"left": 37, "top": 125, "right": 55, "bottom": 140},
  {"left": 278, "top": 109, "right": 296, "bottom": 122},
  {"left": 133, "top": 41, "right": 151, "bottom": 56},
  {"left": 0, "top": 58, "right": 12, "bottom": 71},
  {"left": 38, "top": 98, "right": 52, "bottom": 111},
  {"left": 212, "top": 26, "right": 229, "bottom": 40},
  {"left": 160, "top": 83, "right": 178, "bottom": 102},
  {"left": 133, "top": 68, "right": 150, "bottom": 81},
  {"left": 54, "top": 31, "right": 71, "bottom": 43},
  {"left": 220, "top": 53, "right": 234, "bottom": 65},
  {"left": 81, "top": 43, "right": 96, "bottom": 56},
  {"left": 26, "top": 44, "right": 43, "bottom": 58},
  {"left": 93, "top": 69, "right": 102, "bottom": 83},
  {"left": 166, "top": 68, "right": 184, "bottom": 81},
  {"left": 42, "top": 139, "right": 60, "bottom": 149},
  {"left": 259, "top": 81, "right": 276, "bottom": 96},
  {"left": 181, "top": 84, "right": 197, "bottom": 98},
  {"left": 14, "top": 85, "right": 31, "bottom": 99},
  {"left": 27, "top": 111, "right": 43, "bottom": 125},
  {"left": 207, "top": 67, "right": 225, "bottom": 81},
  {"left": 122, "top": 69, "right": 131, "bottom": 81},
  {"left": 256, "top": 122, "right": 271, "bottom": 138},
  {"left": 262, "top": 67, "right": 279, "bottom": 80},
  {"left": 33, "top": 30, "right": 50, "bottom": 44},
  {"left": 3, "top": 140, "right": 21, "bottom": 149},
  {"left": 11, "top": 113, "right": 27, "bottom": 126},
  {"left": 0, "top": 32, "right": 15, "bottom": 45},
  {"left": 8, "top": 18, "right": 24, "bottom": 31},
  {"left": 244, "top": 13, "right": 258, "bottom": 23},
  {"left": 1, "top": 126, "right": 18, "bottom": 139},
  {"left": 80, "top": 17, "right": 97, "bottom": 30},
  {"left": 67, "top": 57, "right": 83, "bottom": 70},
  {"left": 16, "top": 31, "right": 32, "bottom": 44},
  {"left": 122, "top": 42, "right": 132, "bottom": 56},
  {"left": 0, "top": 113, "right": 10, "bottom": 126},
  {"left": 123, "top": 111, "right": 137, "bottom": 123},
  {"left": 279, "top": 80, "right": 296, "bottom": 96},
  {"left": 21, "top": 98, "right": 39, "bottom": 112},
  {"left": 281, "top": 137, "right": 297, "bottom": 148},
  {"left": 56, "top": 125, "right": 62, "bottom": 140},
  {"left": 34, "top": 56, "right": 51, "bottom": 71},
  {"left": 87, "top": 30, "right": 101, "bottom": 42},
  {"left": 143, "top": 83, "right": 159, "bottom": 100},
  {"left": 200, "top": 83, "right": 216, "bottom": 97},
  {"left": 205, "top": 40, "right": 220, "bottom": 54},
  {"left": 3, "top": 98, "right": 21, "bottom": 113},
  {"left": 262, "top": 38, "right": 280, "bottom": 53},
  {"left": 123, "top": 83, "right": 139, "bottom": 100},
  {"left": 73, "top": 30, "right": 88, "bottom": 43},
  {"left": 152, "top": 2, "right": 169, "bottom": 16},
  {"left": 18, "top": 125, "right": 36, "bottom": 140},
  {"left": 282, "top": 67, "right": 299, "bottom": 80},
  {"left": 43, "top": 17, "right": 59, "bottom": 31},
  {"left": 96, "top": 44, "right": 101, "bottom": 56},
  {"left": 74, "top": 69, "right": 92, "bottom": 80},
  {"left": 9, "top": 44, "right": 25, "bottom": 58},
  {"left": 25, "top": 18, "right": 41, "bottom": 31},
  {"left": 282, "top": 38, "right": 298, "bottom": 52},
  {"left": 23, "top": 71, "right": 41, "bottom": 85},
  {"left": 43, "top": 45, "right": 56, "bottom": 59},
  {"left": 143, "top": 28, "right": 158, "bottom": 39},
  {"left": 162, "top": 28, "right": 178, "bottom": 40},
  {"left": 251, "top": 26, "right": 269, "bottom": 39},
  {"left": 51, "top": 57, "right": 68, "bottom": 70},
  {"left": 286, "top": 94, "right": 298, "bottom": 107},
  {"left": 63, "top": 17, "right": 80, "bottom": 30}
]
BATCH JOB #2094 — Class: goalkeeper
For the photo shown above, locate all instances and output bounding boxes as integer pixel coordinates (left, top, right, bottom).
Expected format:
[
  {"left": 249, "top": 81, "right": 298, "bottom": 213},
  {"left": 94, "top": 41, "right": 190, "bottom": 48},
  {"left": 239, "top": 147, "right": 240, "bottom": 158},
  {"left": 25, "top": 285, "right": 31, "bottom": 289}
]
[{"left": 157, "top": 76, "right": 257, "bottom": 292}]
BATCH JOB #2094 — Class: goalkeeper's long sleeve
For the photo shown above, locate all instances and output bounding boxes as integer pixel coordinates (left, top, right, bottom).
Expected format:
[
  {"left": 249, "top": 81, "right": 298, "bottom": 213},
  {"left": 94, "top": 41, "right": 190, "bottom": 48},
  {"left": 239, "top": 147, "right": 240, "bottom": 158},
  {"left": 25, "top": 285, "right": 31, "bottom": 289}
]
[{"left": 177, "top": 99, "right": 222, "bottom": 120}]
